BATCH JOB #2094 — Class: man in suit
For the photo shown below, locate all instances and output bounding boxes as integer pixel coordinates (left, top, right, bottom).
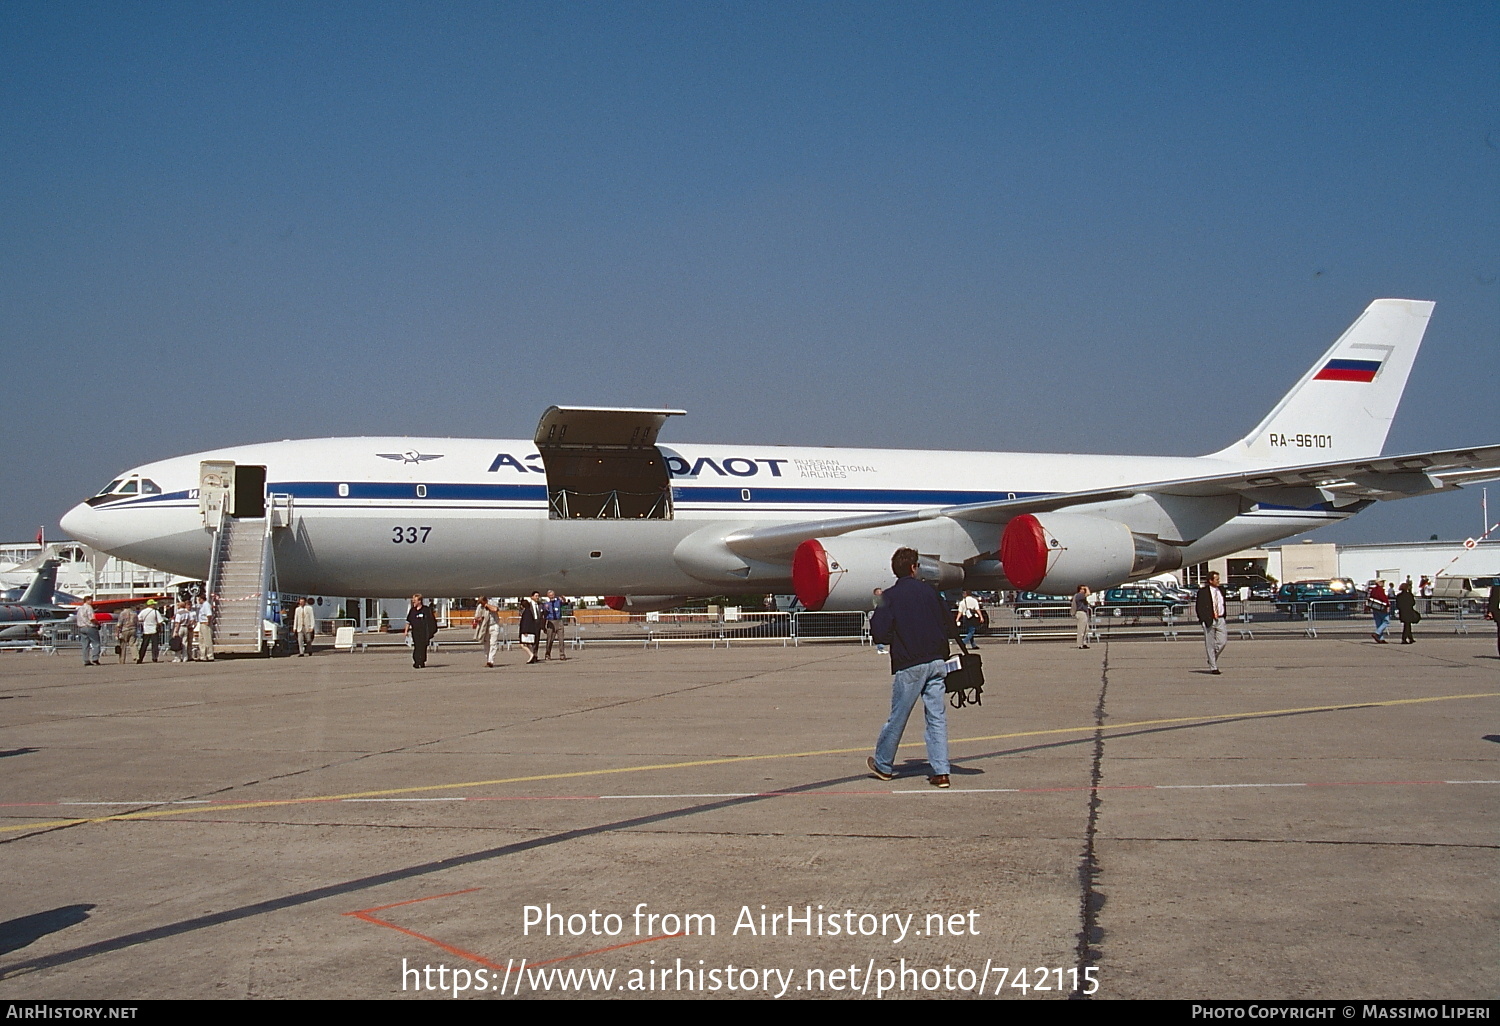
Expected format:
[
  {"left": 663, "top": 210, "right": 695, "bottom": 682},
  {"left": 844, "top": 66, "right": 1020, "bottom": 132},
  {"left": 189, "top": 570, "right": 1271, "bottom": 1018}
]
[
  {"left": 404, "top": 593, "right": 438, "bottom": 668},
  {"left": 1195, "top": 571, "right": 1228, "bottom": 675}
]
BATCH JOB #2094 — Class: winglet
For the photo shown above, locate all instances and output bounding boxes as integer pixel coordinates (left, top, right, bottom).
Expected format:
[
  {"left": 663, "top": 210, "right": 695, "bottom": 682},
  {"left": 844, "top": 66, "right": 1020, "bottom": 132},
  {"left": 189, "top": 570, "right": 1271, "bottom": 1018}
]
[{"left": 1208, "top": 299, "right": 1434, "bottom": 464}]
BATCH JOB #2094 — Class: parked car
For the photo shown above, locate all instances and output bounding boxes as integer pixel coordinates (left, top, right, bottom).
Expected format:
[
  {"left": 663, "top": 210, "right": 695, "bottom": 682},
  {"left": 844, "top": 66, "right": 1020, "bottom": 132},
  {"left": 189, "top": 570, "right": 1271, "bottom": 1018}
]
[
  {"left": 1274, "top": 580, "right": 1359, "bottom": 618},
  {"left": 1151, "top": 581, "right": 1196, "bottom": 604},
  {"left": 1014, "top": 592, "right": 1072, "bottom": 618},
  {"left": 1098, "top": 584, "right": 1185, "bottom": 618},
  {"left": 1228, "top": 575, "right": 1275, "bottom": 601}
]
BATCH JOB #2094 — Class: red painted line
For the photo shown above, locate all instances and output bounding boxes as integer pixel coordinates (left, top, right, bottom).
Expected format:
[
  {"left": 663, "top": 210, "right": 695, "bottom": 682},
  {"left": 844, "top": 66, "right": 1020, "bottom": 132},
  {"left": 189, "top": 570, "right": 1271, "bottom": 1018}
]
[
  {"left": 1014, "top": 792, "right": 1164, "bottom": 798},
  {"left": 349, "top": 911, "right": 506, "bottom": 970},
  {"left": 525, "top": 932, "right": 684, "bottom": 968},
  {"left": 343, "top": 888, "right": 682, "bottom": 971},
  {"left": 345, "top": 887, "right": 482, "bottom": 916}
]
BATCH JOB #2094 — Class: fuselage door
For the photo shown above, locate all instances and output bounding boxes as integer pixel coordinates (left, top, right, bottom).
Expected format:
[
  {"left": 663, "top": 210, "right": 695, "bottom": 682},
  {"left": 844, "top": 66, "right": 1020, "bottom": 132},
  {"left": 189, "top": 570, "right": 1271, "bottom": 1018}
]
[
  {"left": 533, "top": 406, "right": 686, "bottom": 520},
  {"left": 199, "top": 461, "right": 234, "bottom": 529},
  {"left": 199, "top": 461, "right": 267, "bottom": 526},
  {"left": 234, "top": 465, "right": 267, "bottom": 518}
]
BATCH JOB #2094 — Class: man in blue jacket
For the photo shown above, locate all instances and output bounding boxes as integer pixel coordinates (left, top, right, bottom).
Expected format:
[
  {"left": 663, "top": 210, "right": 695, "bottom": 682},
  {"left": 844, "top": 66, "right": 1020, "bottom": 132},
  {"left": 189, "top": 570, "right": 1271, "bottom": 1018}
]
[{"left": 867, "top": 547, "right": 954, "bottom": 788}]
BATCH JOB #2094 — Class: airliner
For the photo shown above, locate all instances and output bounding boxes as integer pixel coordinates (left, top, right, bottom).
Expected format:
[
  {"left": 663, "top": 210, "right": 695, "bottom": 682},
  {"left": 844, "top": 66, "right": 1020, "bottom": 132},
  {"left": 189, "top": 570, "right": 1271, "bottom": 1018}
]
[{"left": 59, "top": 300, "right": 1500, "bottom": 611}]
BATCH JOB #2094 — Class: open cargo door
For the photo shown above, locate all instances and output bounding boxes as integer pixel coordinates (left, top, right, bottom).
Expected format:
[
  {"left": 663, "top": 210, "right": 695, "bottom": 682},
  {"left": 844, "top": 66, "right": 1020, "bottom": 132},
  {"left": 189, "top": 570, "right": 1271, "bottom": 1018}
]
[{"left": 533, "top": 406, "right": 685, "bottom": 519}]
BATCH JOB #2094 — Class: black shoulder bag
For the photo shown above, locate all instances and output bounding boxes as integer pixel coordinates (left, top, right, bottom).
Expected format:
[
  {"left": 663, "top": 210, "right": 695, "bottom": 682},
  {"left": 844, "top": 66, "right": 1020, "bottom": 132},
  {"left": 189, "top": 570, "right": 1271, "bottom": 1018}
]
[{"left": 945, "top": 639, "right": 985, "bottom": 709}]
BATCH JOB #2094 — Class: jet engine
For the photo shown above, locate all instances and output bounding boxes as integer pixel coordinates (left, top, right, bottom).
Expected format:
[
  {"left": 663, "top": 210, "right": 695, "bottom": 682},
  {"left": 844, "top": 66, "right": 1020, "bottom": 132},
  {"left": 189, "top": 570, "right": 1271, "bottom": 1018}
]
[
  {"left": 792, "top": 538, "right": 963, "bottom": 611},
  {"left": 999, "top": 512, "right": 1182, "bottom": 594}
]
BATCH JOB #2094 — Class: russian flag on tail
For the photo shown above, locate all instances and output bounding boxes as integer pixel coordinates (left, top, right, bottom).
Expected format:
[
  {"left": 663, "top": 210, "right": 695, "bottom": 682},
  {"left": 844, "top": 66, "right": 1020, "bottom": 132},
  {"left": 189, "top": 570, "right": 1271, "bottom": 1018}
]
[{"left": 1313, "top": 358, "right": 1381, "bottom": 382}]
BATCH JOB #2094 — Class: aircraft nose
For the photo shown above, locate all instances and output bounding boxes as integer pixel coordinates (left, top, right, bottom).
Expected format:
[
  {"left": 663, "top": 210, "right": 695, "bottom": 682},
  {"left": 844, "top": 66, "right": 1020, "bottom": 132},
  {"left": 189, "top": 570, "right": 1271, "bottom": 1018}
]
[{"left": 59, "top": 502, "right": 102, "bottom": 548}]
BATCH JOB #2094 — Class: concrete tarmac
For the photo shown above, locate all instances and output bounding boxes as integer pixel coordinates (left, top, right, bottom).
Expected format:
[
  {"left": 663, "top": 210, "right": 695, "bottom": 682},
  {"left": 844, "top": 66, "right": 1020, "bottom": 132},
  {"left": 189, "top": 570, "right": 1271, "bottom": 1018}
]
[{"left": 0, "top": 634, "right": 1495, "bottom": 1000}]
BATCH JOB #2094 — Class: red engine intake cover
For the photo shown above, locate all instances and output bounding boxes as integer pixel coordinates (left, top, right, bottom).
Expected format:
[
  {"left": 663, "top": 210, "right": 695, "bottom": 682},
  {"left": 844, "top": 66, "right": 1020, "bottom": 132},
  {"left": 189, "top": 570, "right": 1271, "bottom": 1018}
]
[
  {"left": 603, "top": 596, "right": 626, "bottom": 611},
  {"left": 1000, "top": 514, "right": 1049, "bottom": 592},
  {"left": 791, "top": 539, "right": 831, "bottom": 611}
]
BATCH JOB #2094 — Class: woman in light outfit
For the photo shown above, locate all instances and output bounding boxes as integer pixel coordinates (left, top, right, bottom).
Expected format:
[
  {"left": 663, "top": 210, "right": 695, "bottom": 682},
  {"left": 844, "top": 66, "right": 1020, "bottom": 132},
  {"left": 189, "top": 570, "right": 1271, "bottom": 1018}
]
[
  {"left": 473, "top": 597, "right": 503, "bottom": 668},
  {"left": 1072, "top": 585, "right": 1092, "bottom": 649}
]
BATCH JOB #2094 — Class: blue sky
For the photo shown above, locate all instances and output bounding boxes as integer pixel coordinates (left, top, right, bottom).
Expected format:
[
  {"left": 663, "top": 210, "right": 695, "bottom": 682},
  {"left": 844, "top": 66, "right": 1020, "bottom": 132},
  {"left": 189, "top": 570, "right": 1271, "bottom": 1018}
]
[{"left": 3, "top": 1, "right": 1497, "bottom": 545}]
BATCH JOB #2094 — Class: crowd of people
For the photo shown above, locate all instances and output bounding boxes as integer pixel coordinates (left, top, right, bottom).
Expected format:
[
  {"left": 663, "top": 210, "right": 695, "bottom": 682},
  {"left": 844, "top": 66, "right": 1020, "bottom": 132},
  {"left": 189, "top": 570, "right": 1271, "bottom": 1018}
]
[
  {"left": 65, "top": 572, "right": 1500, "bottom": 677},
  {"left": 74, "top": 594, "right": 215, "bottom": 666},
  {"left": 1366, "top": 578, "right": 1425, "bottom": 645},
  {"left": 405, "top": 590, "right": 573, "bottom": 670}
]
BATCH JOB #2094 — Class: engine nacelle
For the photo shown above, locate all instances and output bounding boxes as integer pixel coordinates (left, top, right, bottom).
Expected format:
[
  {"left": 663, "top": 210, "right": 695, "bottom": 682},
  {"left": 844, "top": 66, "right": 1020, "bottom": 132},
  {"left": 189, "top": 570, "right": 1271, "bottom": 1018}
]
[
  {"left": 999, "top": 512, "right": 1182, "bottom": 594},
  {"left": 602, "top": 595, "right": 689, "bottom": 613},
  {"left": 792, "top": 538, "right": 963, "bottom": 611}
]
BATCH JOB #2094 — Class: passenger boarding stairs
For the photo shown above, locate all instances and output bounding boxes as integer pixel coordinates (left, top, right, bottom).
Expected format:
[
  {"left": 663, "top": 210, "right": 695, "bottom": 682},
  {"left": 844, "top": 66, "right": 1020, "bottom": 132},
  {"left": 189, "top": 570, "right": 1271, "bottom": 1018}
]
[{"left": 205, "top": 516, "right": 277, "bottom": 655}]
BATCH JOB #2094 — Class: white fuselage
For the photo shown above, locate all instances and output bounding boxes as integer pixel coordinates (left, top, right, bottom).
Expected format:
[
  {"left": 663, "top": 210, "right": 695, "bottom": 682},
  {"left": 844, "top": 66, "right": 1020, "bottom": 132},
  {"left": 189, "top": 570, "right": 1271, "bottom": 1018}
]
[{"left": 59, "top": 436, "right": 1349, "bottom": 599}]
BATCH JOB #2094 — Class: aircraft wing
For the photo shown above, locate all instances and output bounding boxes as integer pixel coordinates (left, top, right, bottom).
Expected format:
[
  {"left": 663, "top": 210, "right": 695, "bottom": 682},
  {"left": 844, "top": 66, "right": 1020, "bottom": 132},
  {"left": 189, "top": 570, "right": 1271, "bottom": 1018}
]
[
  {"left": 88, "top": 595, "right": 170, "bottom": 613},
  {"left": 723, "top": 443, "right": 1500, "bottom": 560}
]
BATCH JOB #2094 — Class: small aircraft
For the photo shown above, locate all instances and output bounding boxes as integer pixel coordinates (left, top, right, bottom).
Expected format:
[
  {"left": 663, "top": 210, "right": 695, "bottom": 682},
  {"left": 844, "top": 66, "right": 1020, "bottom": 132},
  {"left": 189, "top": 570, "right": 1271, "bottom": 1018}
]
[
  {"left": 0, "top": 561, "right": 73, "bottom": 639},
  {"left": 59, "top": 299, "right": 1500, "bottom": 611},
  {"left": 0, "top": 561, "right": 168, "bottom": 641}
]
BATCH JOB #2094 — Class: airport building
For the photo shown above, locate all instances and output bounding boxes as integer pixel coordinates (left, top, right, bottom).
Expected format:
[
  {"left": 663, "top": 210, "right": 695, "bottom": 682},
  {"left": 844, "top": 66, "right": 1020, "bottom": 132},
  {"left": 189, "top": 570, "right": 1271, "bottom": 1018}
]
[
  {"left": 0, "top": 541, "right": 187, "bottom": 600},
  {"left": 1202, "top": 538, "right": 1499, "bottom": 588}
]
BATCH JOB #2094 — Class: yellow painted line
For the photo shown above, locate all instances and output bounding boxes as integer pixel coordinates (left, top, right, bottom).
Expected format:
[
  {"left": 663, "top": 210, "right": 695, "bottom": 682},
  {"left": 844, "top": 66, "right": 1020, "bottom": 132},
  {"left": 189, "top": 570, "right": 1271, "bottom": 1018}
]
[{"left": 3, "top": 691, "right": 1494, "bottom": 835}]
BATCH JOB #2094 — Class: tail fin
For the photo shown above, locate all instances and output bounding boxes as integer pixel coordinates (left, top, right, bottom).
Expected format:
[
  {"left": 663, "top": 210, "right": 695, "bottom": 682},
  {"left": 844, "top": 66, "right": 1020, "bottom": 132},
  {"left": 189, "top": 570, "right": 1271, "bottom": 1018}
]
[
  {"left": 18, "top": 559, "right": 61, "bottom": 607},
  {"left": 1208, "top": 299, "right": 1434, "bottom": 464}
]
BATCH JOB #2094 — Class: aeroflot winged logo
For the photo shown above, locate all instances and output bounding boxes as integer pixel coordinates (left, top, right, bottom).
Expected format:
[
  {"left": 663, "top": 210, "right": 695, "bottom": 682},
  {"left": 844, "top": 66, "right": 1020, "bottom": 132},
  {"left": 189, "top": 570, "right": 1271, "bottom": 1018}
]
[
  {"left": 377, "top": 451, "right": 445, "bottom": 464},
  {"left": 1313, "top": 359, "right": 1382, "bottom": 383}
]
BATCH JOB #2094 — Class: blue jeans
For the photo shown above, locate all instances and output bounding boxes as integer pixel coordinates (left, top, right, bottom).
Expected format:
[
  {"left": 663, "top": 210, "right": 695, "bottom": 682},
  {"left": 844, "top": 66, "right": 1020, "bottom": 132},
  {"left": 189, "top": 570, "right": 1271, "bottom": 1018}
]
[
  {"left": 79, "top": 626, "right": 101, "bottom": 664},
  {"left": 873, "top": 659, "right": 950, "bottom": 776},
  {"left": 961, "top": 617, "right": 978, "bottom": 647},
  {"left": 1373, "top": 611, "right": 1390, "bottom": 638}
]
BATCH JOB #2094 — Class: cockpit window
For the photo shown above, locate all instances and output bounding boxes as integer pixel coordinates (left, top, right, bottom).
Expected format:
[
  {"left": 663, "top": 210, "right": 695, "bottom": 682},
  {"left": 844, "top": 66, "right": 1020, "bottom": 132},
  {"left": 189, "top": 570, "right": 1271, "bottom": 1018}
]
[{"left": 89, "top": 474, "right": 162, "bottom": 504}]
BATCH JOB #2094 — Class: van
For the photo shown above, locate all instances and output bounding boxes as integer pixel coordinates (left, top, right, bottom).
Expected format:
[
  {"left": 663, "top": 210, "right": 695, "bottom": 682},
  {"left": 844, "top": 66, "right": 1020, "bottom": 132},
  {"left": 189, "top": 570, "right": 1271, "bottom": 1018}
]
[{"left": 1431, "top": 576, "right": 1494, "bottom": 614}]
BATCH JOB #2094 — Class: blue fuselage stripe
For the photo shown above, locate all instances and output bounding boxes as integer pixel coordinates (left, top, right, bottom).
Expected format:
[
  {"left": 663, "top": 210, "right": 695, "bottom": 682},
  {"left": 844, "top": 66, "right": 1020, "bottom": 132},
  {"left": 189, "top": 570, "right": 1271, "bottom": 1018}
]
[
  {"left": 85, "top": 482, "right": 1360, "bottom": 516},
  {"left": 96, "top": 482, "right": 1047, "bottom": 507}
]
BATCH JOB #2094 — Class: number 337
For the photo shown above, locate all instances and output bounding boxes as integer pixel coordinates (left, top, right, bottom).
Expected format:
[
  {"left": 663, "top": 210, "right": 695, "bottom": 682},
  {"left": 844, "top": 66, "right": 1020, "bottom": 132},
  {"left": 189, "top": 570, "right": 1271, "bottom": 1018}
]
[{"left": 392, "top": 527, "right": 432, "bottom": 544}]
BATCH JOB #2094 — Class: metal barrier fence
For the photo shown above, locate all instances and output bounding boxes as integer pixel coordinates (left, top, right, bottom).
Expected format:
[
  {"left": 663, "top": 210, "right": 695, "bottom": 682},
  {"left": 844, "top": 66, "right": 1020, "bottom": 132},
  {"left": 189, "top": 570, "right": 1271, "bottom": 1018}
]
[
  {"left": 570, "top": 610, "right": 866, "bottom": 648},
  {"left": 993, "top": 599, "right": 1489, "bottom": 643},
  {"left": 8, "top": 601, "right": 1493, "bottom": 657}
]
